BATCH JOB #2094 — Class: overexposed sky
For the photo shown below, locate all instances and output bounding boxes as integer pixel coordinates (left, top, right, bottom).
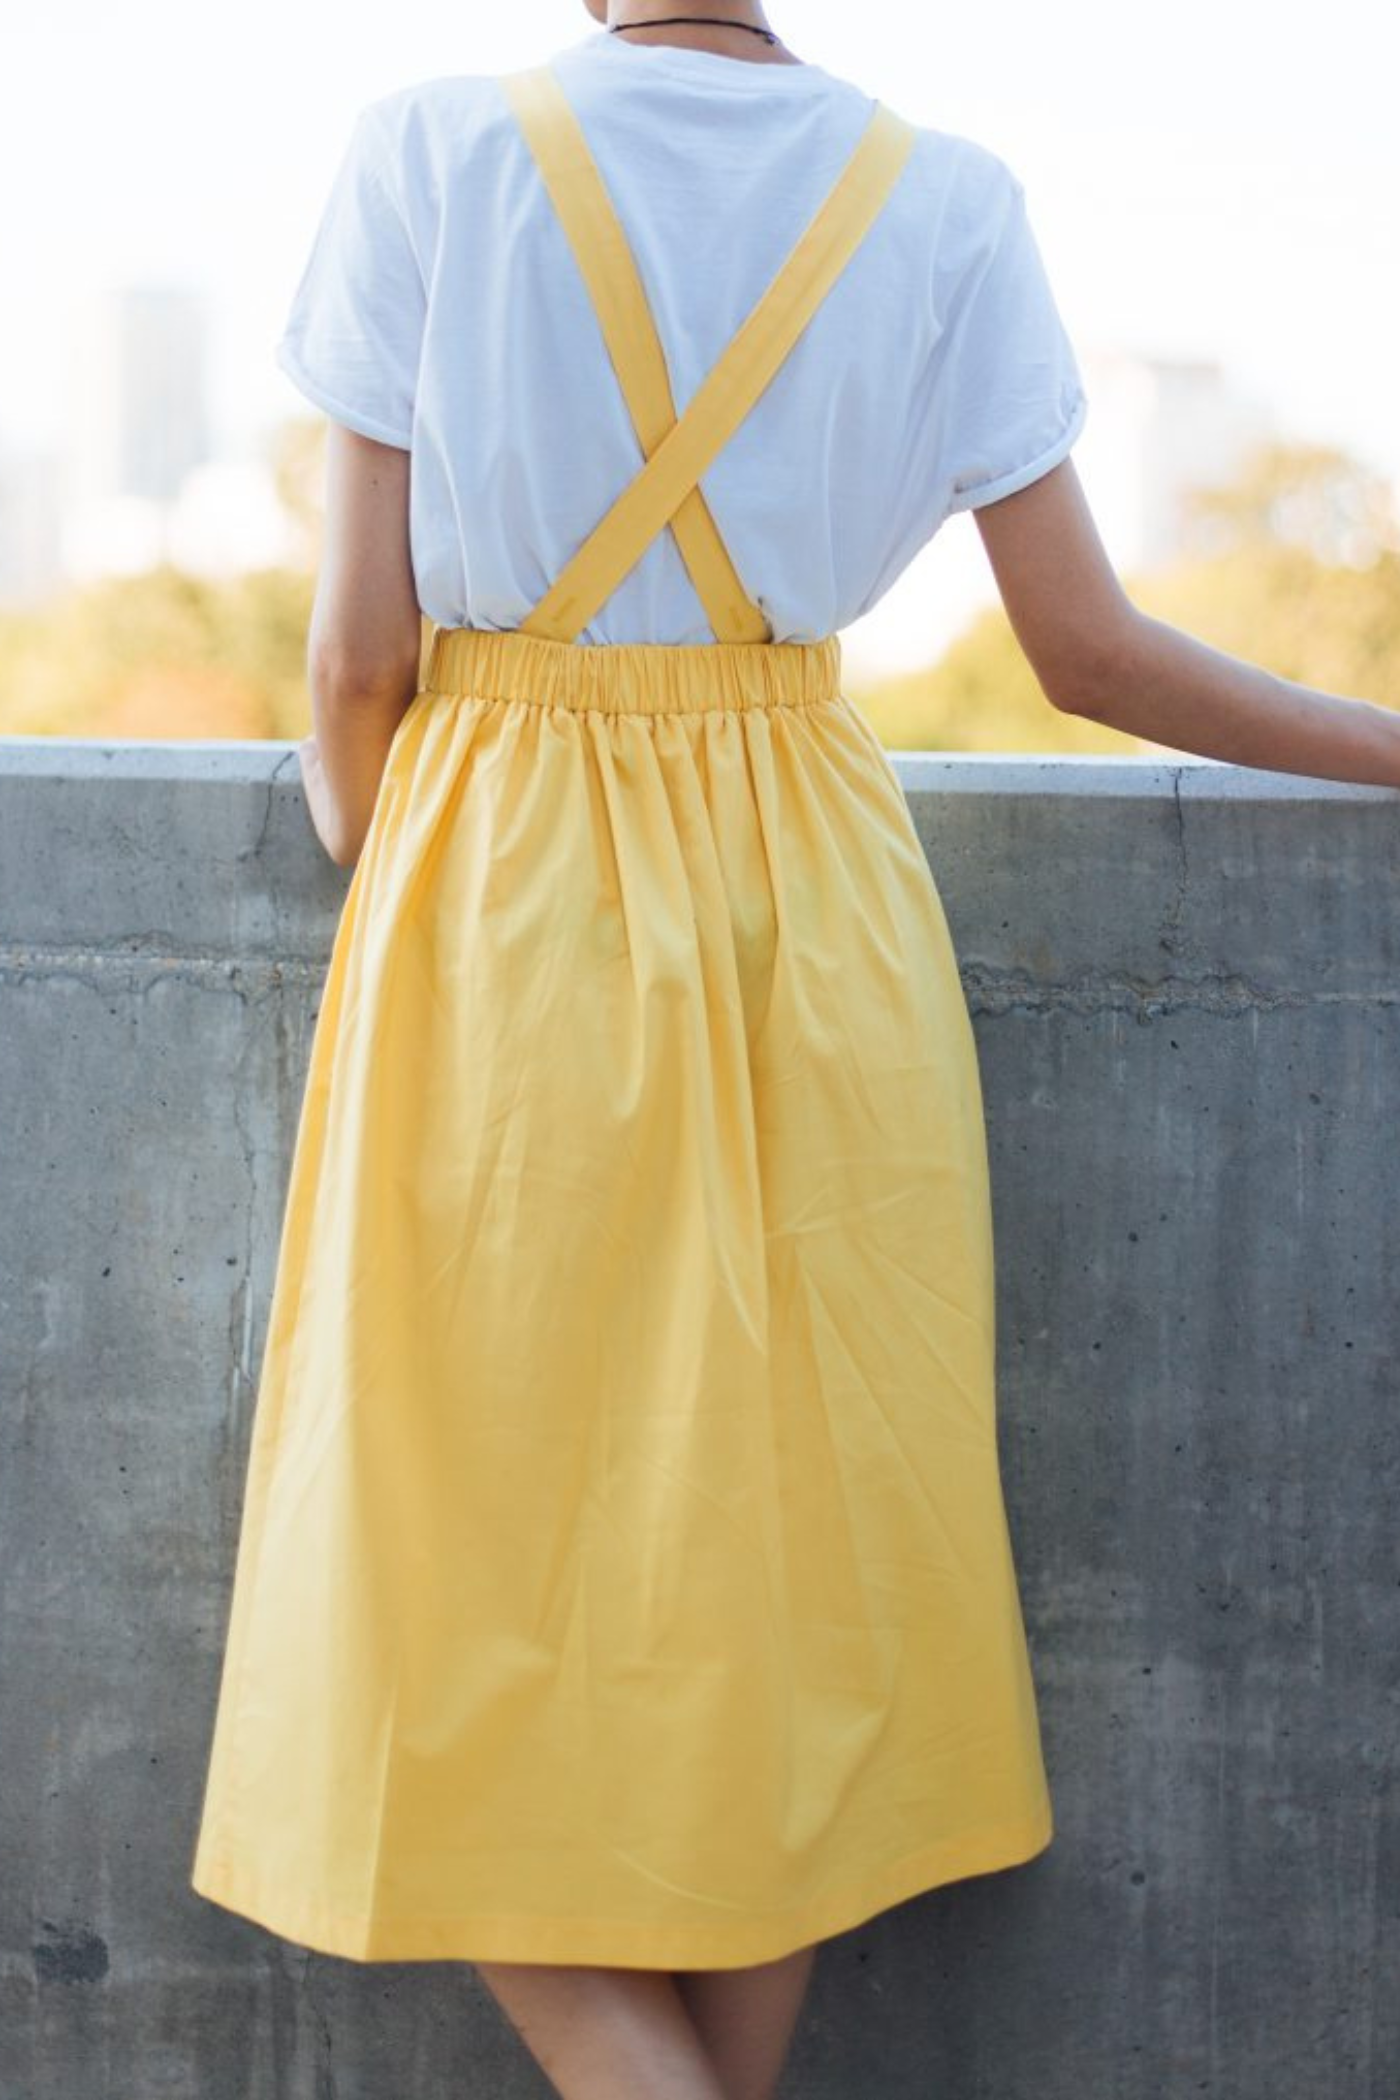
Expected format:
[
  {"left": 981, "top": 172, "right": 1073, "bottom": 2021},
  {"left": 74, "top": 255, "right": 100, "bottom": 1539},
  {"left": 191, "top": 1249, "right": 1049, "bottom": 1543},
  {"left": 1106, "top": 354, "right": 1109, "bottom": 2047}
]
[
  {"left": 3, "top": 1, "right": 1398, "bottom": 466},
  {"left": 2, "top": 0, "right": 1397, "bottom": 664}
]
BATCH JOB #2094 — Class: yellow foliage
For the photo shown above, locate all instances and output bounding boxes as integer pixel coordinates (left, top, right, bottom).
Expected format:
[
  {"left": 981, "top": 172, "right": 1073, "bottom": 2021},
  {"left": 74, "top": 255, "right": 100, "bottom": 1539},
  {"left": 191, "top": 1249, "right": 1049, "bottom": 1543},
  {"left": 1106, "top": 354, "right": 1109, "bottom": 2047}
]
[{"left": 0, "top": 564, "right": 316, "bottom": 740}]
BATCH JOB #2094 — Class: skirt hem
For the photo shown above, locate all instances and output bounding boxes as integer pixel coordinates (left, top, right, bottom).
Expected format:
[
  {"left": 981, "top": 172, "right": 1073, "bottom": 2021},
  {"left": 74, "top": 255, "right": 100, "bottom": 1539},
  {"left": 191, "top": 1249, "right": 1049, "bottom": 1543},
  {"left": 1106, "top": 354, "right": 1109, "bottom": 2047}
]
[{"left": 189, "top": 1811, "right": 1054, "bottom": 1970}]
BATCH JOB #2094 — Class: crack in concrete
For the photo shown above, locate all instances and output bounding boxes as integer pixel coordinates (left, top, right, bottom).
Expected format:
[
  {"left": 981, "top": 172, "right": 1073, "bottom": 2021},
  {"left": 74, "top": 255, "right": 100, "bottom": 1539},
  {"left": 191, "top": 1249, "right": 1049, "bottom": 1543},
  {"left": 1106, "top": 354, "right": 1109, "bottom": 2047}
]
[
  {"left": 1161, "top": 764, "right": 1190, "bottom": 960},
  {"left": 6, "top": 944, "right": 1395, "bottom": 1018},
  {"left": 241, "top": 746, "right": 304, "bottom": 869},
  {"left": 0, "top": 948, "right": 328, "bottom": 992},
  {"left": 960, "top": 962, "right": 1400, "bottom": 1018},
  {"left": 298, "top": 1949, "right": 339, "bottom": 2100}
]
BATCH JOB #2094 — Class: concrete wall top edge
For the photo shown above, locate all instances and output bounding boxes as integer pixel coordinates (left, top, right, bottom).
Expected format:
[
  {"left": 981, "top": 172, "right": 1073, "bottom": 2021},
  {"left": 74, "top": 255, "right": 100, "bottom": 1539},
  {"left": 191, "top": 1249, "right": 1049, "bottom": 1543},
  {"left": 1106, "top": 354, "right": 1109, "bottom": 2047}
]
[
  {"left": 0, "top": 737, "right": 299, "bottom": 783},
  {"left": 3, "top": 738, "right": 1397, "bottom": 809}
]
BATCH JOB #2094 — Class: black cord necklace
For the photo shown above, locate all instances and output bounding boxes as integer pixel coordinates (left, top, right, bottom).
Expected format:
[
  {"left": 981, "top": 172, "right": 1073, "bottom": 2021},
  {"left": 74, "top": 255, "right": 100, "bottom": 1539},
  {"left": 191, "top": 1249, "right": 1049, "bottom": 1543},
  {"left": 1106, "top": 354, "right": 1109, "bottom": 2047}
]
[{"left": 610, "top": 16, "right": 779, "bottom": 44}]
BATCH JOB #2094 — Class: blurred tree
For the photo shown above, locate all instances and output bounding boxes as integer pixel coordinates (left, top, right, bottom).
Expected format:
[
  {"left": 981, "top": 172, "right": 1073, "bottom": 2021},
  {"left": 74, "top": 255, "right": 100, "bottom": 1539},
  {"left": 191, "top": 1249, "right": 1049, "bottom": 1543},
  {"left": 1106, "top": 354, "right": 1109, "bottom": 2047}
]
[
  {"left": 1181, "top": 438, "right": 1400, "bottom": 568},
  {"left": 0, "top": 564, "right": 315, "bottom": 740}
]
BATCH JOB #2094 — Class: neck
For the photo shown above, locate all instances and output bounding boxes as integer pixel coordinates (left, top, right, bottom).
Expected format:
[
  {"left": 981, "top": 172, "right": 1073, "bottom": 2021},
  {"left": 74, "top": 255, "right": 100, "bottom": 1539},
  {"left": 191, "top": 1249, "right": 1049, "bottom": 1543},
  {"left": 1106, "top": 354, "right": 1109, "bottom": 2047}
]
[{"left": 605, "top": 6, "right": 796, "bottom": 63}]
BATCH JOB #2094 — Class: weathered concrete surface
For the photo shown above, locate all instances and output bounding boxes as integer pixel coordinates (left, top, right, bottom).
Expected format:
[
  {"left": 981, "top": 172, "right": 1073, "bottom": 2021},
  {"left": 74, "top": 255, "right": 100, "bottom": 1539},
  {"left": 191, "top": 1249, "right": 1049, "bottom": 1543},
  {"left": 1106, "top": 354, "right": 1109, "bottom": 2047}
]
[{"left": 2, "top": 736, "right": 1398, "bottom": 2099}]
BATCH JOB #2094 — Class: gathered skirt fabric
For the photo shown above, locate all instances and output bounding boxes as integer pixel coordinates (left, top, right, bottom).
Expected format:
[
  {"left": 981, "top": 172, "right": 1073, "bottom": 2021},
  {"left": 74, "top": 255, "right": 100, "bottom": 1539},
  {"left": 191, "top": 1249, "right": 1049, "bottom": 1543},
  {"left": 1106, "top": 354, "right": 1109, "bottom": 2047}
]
[{"left": 189, "top": 627, "right": 1053, "bottom": 1968}]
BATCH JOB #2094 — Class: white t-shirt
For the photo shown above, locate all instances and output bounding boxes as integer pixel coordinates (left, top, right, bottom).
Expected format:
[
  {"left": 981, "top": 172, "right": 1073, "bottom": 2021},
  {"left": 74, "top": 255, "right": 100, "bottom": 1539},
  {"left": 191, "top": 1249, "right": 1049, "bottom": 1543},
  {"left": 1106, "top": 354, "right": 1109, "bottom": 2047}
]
[{"left": 275, "top": 28, "right": 1088, "bottom": 644}]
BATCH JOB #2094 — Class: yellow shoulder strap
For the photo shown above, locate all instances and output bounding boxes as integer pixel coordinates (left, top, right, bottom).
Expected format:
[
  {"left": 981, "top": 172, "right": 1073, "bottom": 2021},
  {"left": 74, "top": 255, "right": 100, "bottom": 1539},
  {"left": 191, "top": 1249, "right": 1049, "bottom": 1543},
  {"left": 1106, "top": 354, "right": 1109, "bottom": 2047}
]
[
  {"left": 500, "top": 65, "right": 771, "bottom": 643},
  {"left": 501, "top": 66, "right": 917, "bottom": 645}
]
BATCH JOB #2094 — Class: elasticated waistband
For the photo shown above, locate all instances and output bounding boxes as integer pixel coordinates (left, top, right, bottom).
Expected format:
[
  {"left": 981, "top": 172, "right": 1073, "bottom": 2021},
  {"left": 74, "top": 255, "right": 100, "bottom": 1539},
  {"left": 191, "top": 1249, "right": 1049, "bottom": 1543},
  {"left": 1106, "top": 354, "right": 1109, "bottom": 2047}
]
[{"left": 421, "top": 626, "right": 842, "bottom": 716}]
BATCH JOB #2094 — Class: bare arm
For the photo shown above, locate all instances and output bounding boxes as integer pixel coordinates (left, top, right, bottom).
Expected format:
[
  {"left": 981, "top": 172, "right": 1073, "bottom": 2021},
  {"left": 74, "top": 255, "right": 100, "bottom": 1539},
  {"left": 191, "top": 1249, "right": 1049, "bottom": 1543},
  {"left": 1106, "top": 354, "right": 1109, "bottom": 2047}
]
[
  {"left": 973, "top": 459, "right": 1400, "bottom": 790},
  {"left": 302, "top": 421, "right": 424, "bottom": 866}
]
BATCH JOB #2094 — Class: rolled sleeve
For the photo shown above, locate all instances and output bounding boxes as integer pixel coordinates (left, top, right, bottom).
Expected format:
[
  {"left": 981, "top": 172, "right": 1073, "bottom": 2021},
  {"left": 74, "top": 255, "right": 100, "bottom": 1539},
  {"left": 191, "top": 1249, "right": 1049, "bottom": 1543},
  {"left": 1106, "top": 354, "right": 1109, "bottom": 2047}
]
[
  {"left": 935, "top": 171, "right": 1089, "bottom": 519},
  {"left": 274, "top": 106, "right": 426, "bottom": 450}
]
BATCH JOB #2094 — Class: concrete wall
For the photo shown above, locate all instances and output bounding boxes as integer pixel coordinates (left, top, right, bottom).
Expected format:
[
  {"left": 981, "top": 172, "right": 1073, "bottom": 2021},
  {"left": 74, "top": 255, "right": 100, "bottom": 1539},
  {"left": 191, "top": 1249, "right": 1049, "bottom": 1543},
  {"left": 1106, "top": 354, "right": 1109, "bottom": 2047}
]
[{"left": 2, "top": 737, "right": 1397, "bottom": 2099}]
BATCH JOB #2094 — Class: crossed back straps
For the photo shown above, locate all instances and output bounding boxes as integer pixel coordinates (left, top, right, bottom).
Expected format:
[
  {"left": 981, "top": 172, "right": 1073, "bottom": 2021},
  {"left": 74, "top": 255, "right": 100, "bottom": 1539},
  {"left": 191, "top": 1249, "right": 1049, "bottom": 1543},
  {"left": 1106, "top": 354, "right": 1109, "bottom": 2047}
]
[{"left": 498, "top": 64, "right": 916, "bottom": 644}]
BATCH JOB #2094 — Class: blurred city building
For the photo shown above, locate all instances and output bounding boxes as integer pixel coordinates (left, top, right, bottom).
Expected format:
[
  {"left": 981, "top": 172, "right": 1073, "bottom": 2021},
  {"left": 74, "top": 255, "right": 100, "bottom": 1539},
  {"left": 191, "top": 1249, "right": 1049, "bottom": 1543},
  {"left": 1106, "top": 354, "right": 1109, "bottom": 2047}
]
[
  {"left": 0, "top": 281, "right": 308, "bottom": 603},
  {"left": 62, "top": 282, "right": 213, "bottom": 579},
  {"left": 1072, "top": 346, "right": 1276, "bottom": 570},
  {"left": 0, "top": 448, "right": 65, "bottom": 608}
]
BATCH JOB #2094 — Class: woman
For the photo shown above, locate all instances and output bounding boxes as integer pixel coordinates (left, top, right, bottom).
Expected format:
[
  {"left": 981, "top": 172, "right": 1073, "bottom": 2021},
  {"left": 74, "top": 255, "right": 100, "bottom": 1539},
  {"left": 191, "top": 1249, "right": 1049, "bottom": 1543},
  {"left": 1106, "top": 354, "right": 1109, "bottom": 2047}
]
[{"left": 190, "top": 5, "right": 1400, "bottom": 2097}]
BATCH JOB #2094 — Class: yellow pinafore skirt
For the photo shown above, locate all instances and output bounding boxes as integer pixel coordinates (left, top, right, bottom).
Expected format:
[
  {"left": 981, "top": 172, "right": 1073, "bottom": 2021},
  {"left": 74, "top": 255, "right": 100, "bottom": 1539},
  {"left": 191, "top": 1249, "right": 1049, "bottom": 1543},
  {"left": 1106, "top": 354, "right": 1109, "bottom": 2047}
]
[{"left": 190, "top": 65, "right": 1054, "bottom": 1969}]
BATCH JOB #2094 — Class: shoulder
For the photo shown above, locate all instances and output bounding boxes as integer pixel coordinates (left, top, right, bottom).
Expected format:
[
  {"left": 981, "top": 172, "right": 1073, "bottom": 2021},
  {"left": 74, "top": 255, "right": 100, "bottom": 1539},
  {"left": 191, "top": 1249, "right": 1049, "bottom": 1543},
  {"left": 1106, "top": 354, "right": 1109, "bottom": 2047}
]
[
  {"left": 347, "top": 72, "right": 523, "bottom": 196},
  {"left": 863, "top": 104, "right": 1027, "bottom": 310},
  {"left": 898, "top": 118, "right": 1024, "bottom": 239}
]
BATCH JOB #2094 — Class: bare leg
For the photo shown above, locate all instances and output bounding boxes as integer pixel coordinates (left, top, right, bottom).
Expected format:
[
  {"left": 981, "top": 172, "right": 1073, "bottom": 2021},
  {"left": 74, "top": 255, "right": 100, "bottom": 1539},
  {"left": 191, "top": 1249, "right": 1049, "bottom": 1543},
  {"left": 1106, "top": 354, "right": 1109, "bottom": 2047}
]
[
  {"left": 474, "top": 1960, "right": 730, "bottom": 2100},
  {"left": 673, "top": 1943, "right": 820, "bottom": 2100}
]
